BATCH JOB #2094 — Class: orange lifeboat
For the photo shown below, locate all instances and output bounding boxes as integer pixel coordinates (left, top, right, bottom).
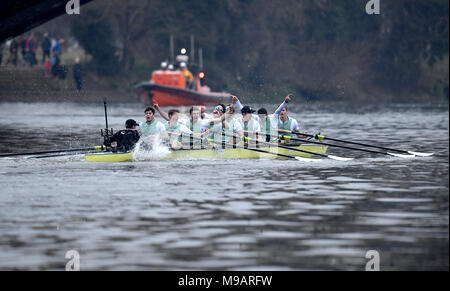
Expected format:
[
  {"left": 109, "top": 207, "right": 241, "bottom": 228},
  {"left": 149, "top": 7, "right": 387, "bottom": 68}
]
[{"left": 134, "top": 68, "right": 231, "bottom": 106}]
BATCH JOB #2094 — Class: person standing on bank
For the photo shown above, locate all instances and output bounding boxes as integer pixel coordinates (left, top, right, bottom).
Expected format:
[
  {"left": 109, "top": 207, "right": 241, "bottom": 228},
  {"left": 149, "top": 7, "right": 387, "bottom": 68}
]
[
  {"left": 41, "top": 33, "right": 51, "bottom": 63},
  {"left": 73, "top": 58, "right": 83, "bottom": 90},
  {"left": 25, "top": 32, "right": 38, "bottom": 66},
  {"left": 52, "top": 38, "right": 64, "bottom": 57},
  {"left": 0, "top": 42, "right": 5, "bottom": 66},
  {"left": 5, "top": 39, "right": 19, "bottom": 67}
]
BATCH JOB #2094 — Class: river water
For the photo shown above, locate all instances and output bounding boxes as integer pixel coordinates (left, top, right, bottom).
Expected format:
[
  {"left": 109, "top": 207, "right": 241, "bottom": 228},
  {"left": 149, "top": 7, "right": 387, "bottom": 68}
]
[{"left": 0, "top": 101, "right": 448, "bottom": 270}]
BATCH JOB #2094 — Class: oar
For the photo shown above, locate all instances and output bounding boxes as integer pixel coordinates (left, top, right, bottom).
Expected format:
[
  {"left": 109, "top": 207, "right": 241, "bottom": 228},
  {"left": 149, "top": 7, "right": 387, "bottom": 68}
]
[
  {"left": 206, "top": 138, "right": 314, "bottom": 161},
  {"left": 0, "top": 146, "right": 104, "bottom": 158},
  {"left": 33, "top": 151, "right": 101, "bottom": 159},
  {"left": 167, "top": 132, "right": 314, "bottom": 161},
  {"left": 229, "top": 133, "right": 353, "bottom": 161},
  {"left": 247, "top": 131, "right": 414, "bottom": 158},
  {"left": 277, "top": 129, "right": 433, "bottom": 157}
]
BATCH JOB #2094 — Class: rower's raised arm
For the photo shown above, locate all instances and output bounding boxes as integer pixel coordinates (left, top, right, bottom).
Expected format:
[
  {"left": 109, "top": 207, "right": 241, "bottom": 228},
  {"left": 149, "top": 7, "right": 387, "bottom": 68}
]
[
  {"left": 285, "top": 94, "right": 292, "bottom": 103},
  {"left": 274, "top": 93, "right": 292, "bottom": 115},
  {"left": 232, "top": 95, "right": 244, "bottom": 112},
  {"left": 154, "top": 103, "right": 170, "bottom": 121},
  {"left": 274, "top": 100, "right": 287, "bottom": 116}
]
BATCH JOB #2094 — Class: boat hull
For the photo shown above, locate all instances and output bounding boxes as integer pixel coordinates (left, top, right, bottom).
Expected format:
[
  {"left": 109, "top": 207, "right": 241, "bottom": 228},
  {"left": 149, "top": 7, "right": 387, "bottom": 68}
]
[
  {"left": 134, "top": 82, "right": 231, "bottom": 106},
  {"left": 86, "top": 144, "right": 328, "bottom": 162}
]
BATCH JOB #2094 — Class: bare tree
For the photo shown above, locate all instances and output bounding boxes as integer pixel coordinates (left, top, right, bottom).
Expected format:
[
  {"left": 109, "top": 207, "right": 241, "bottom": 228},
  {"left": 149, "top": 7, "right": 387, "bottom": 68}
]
[{"left": 106, "top": 0, "right": 153, "bottom": 73}]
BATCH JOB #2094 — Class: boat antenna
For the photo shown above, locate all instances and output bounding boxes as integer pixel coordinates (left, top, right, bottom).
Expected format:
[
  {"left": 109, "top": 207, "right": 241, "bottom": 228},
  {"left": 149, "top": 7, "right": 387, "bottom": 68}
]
[
  {"left": 170, "top": 35, "right": 175, "bottom": 64},
  {"left": 190, "top": 35, "right": 195, "bottom": 65},
  {"left": 198, "top": 48, "right": 203, "bottom": 70}
]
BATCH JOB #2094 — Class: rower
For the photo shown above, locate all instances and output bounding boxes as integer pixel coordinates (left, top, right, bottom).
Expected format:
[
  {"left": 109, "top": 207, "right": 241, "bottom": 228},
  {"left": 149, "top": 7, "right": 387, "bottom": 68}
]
[
  {"left": 139, "top": 106, "right": 166, "bottom": 146},
  {"left": 225, "top": 103, "right": 240, "bottom": 123},
  {"left": 183, "top": 106, "right": 210, "bottom": 148},
  {"left": 237, "top": 106, "right": 262, "bottom": 145},
  {"left": 154, "top": 104, "right": 210, "bottom": 134},
  {"left": 257, "top": 97, "right": 290, "bottom": 143},
  {"left": 199, "top": 105, "right": 212, "bottom": 120},
  {"left": 207, "top": 104, "right": 229, "bottom": 147},
  {"left": 232, "top": 94, "right": 294, "bottom": 143},
  {"left": 276, "top": 94, "right": 300, "bottom": 143},
  {"left": 186, "top": 106, "right": 210, "bottom": 134},
  {"left": 105, "top": 119, "right": 140, "bottom": 152},
  {"left": 163, "top": 109, "right": 195, "bottom": 150},
  {"left": 224, "top": 103, "right": 243, "bottom": 145},
  {"left": 153, "top": 105, "right": 210, "bottom": 149},
  {"left": 257, "top": 108, "right": 272, "bottom": 142}
]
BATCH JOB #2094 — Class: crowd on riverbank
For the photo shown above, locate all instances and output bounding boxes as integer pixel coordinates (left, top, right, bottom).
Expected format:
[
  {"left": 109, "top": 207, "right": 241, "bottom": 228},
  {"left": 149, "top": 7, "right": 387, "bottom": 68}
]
[{"left": 0, "top": 32, "right": 83, "bottom": 91}]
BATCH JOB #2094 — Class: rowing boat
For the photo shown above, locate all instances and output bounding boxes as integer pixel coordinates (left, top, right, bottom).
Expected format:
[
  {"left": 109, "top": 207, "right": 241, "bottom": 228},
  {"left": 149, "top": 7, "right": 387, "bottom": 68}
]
[{"left": 85, "top": 144, "right": 328, "bottom": 162}]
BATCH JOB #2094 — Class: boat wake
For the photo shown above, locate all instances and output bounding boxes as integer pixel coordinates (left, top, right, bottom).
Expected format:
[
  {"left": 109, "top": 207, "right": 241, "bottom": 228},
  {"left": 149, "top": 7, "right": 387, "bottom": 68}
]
[{"left": 132, "top": 135, "right": 171, "bottom": 161}]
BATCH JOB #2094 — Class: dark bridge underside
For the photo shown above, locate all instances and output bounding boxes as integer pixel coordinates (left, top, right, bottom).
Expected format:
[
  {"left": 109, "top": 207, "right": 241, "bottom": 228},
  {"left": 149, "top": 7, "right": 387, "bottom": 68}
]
[{"left": 0, "top": 0, "right": 93, "bottom": 42}]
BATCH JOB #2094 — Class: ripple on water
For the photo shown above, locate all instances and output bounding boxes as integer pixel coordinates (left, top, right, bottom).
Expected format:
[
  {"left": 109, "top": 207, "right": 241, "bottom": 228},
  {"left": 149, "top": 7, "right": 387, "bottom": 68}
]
[
  {"left": 258, "top": 231, "right": 310, "bottom": 239},
  {"left": 360, "top": 211, "right": 438, "bottom": 219},
  {"left": 299, "top": 239, "right": 361, "bottom": 247},
  {"left": 214, "top": 235, "right": 257, "bottom": 244},
  {"left": 185, "top": 228, "right": 229, "bottom": 238},
  {"left": 294, "top": 248, "right": 365, "bottom": 258},
  {"left": 165, "top": 240, "right": 205, "bottom": 249},
  {"left": 327, "top": 176, "right": 371, "bottom": 182},
  {"left": 375, "top": 198, "right": 433, "bottom": 203},
  {"left": 254, "top": 192, "right": 298, "bottom": 200}
]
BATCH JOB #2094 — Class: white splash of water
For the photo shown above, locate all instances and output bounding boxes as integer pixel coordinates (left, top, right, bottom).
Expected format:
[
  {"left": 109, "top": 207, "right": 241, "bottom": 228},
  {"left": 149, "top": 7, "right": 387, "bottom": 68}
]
[{"left": 132, "top": 134, "right": 171, "bottom": 161}]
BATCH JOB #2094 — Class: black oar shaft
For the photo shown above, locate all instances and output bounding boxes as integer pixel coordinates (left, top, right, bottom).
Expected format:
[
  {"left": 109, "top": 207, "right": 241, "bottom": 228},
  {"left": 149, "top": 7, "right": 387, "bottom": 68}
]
[
  {"left": 278, "top": 134, "right": 390, "bottom": 156},
  {"left": 316, "top": 135, "right": 407, "bottom": 153},
  {"left": 35, "top": 151, "right": 100, "bottom": 159},
  {"left": 229, "top": 133, "right": 328, "bottom": 158},
  {"left": 0, "top": 146, "right": 103, "bottom": 158},
  {"left": 278, "top": 129, "right": 410, "bottom": 154},
  {"left": 241, "top": 131, "right": 357, "bottom": 159}
]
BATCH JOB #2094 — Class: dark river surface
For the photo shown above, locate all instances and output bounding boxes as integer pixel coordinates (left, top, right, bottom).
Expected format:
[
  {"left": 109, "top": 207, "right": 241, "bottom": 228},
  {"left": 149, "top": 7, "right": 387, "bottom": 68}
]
[{"left": 0, "top": 101, "right": 448, "bottom": 270}]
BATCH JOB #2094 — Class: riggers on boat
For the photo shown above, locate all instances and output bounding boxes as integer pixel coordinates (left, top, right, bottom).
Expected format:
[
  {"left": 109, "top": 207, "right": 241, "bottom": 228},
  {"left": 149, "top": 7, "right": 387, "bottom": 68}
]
[{"left": 85, "top": 144, "right": 328, "bottom": 162}]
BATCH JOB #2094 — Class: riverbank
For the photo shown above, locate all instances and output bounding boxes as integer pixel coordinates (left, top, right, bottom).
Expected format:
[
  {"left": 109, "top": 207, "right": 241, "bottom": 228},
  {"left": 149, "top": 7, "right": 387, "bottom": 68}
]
[
  {"left": 0, "top": 63, "right": 448, "bottom": 104},
  {"left": 0, "top": 66, "right": 138, "bottom": 103}
]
